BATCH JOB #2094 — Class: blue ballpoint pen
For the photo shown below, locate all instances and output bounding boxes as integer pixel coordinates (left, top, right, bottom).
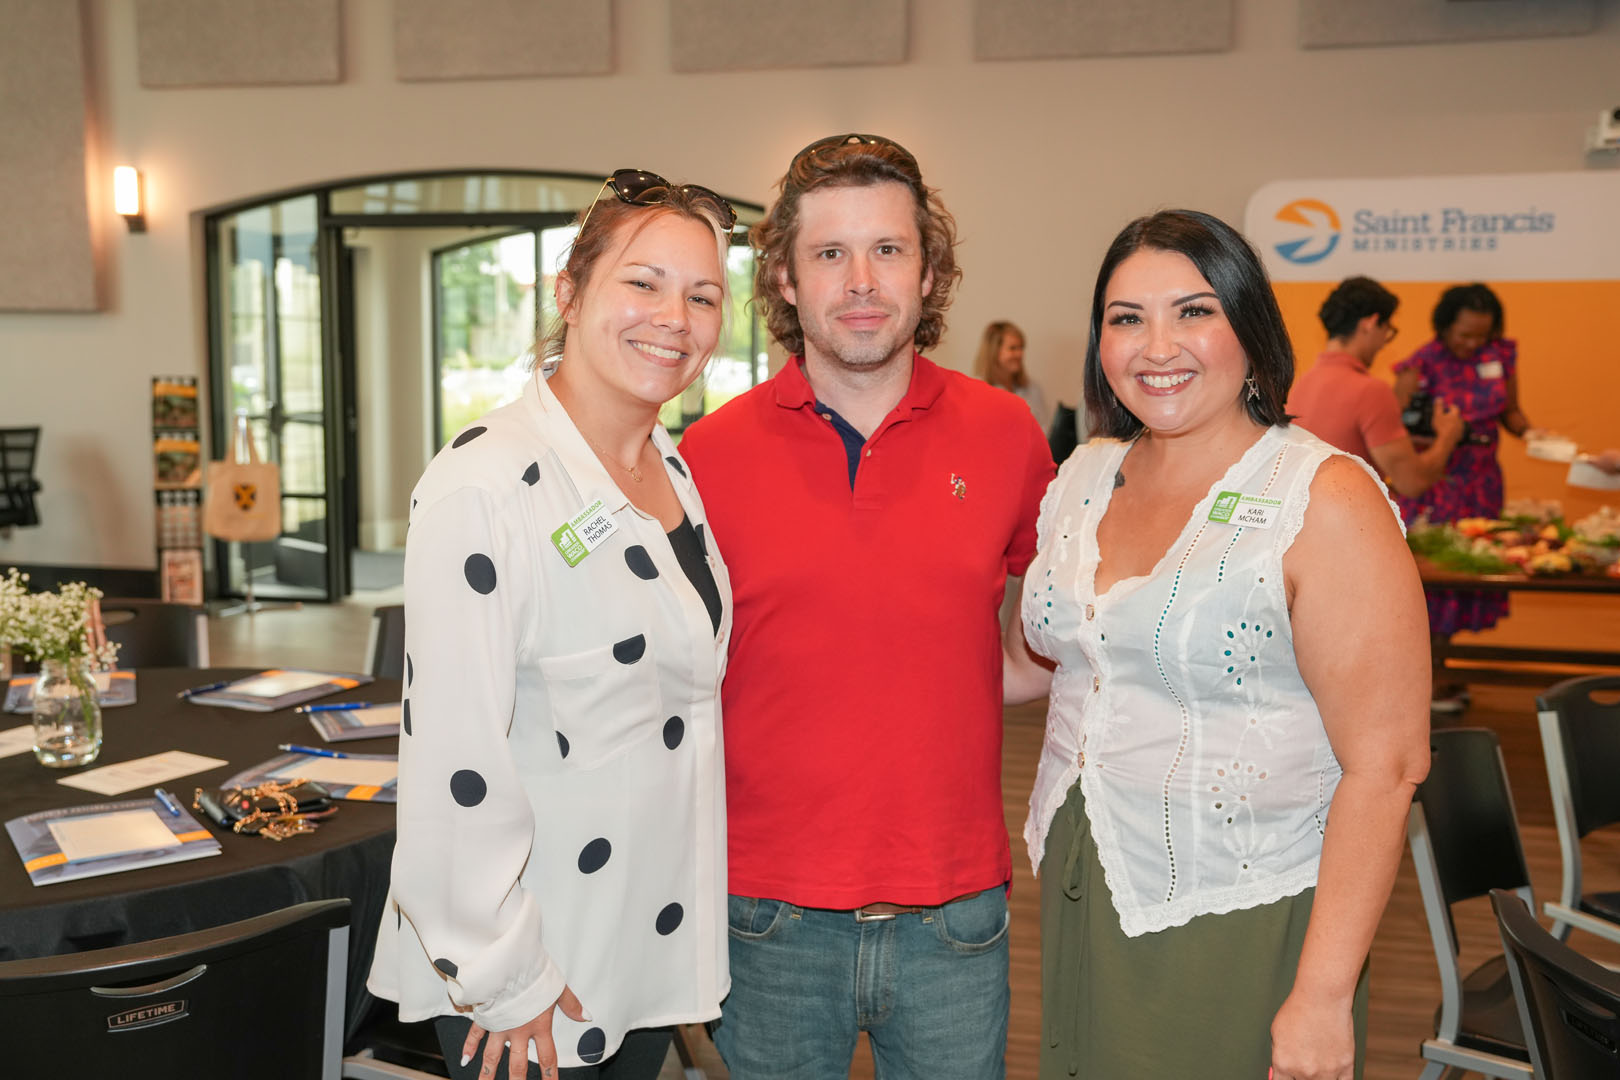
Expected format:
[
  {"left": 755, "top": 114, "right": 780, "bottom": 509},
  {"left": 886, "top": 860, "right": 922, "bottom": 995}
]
[
  {"left": 278, "top": 743, "right": 349, "bottom": 759},
  {"left": 176, "top": 679, "right": 231, "bottom": 700},
  {"left": 153, "top": 787, "right": 183, "bottom": 816},
  {"left": 297, "top": 702, "right": 377, "bottom": 714}
]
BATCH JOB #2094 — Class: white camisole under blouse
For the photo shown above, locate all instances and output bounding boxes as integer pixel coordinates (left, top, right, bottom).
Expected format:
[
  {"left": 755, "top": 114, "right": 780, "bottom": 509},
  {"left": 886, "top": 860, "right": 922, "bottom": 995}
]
[{"left": 1022, "top": 424, "right": 1401, "bottom": 937}]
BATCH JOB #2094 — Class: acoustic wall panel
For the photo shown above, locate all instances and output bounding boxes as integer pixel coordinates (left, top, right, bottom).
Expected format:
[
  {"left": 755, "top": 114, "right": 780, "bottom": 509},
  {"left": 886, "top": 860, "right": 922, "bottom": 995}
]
[
  {"left": 974, "top": 0, "right": 1233, "bottom": 61},
  {"left": 134, "top": 0, "right": 341, "bottom": 87},
  {"left": 670, "top": 0, "right": 907, "bottom": 73},
  {"left": 1300, "top": 0, "right": 1596, "bottom": 49},
  {"left": 395, "top": 0, "right": 611, "bottom": 81},
  {"left": 0, "top": 0, "right": 97, "bottom": 311}
]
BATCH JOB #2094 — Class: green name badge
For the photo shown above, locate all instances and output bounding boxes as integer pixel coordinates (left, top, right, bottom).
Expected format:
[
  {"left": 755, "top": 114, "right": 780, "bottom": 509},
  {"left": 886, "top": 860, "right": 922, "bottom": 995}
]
[
  {"left": 550, "top": 498, "right": 616, "bottom": 566},
  {"left": 1207, "top": 490, "right": 1281, "bottom": 529}
]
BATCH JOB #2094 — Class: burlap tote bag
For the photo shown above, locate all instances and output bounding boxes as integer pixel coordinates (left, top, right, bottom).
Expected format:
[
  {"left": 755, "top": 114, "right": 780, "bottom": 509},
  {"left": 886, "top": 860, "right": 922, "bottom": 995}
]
[{"left": 203, "top": 418, "right": 281, "bottom": 543}]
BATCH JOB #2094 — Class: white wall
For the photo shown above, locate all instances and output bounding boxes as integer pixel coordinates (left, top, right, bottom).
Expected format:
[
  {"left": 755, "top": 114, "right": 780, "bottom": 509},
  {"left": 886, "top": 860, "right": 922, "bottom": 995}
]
[{"left": 2, "top": 0, "right": 1617, "bottom": 568}]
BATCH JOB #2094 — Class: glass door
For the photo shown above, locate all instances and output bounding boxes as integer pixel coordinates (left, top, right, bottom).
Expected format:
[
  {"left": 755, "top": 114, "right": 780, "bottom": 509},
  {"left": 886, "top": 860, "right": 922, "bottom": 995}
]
[
  {"left": 433, "top": 229, "right": 541, "bottom": 444},
  {"left": 206, "top": 171, "right": 765, "bottom": 604},
  {"left": 209, "top": 194, "right": 341, "bottom": 601}
]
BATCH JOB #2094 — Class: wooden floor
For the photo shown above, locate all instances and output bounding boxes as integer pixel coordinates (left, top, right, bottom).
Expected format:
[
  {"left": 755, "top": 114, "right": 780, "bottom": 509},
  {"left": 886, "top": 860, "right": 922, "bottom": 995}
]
[{"left": 209, "top": 589, "right": 1620, "bottom": 1080}]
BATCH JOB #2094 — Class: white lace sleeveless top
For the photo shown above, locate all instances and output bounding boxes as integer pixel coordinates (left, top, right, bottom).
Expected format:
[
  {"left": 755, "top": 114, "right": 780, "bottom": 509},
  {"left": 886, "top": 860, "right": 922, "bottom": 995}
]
[{"left": 1022, "top": 424, "right": 1401, "bottom": 937}]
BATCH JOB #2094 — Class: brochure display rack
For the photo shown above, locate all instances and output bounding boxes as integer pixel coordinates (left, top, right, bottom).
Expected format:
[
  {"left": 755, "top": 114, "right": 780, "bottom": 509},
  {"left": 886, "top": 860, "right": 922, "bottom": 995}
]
[{"left": 152, "top": 377, "right": 204, "bottom": 603}]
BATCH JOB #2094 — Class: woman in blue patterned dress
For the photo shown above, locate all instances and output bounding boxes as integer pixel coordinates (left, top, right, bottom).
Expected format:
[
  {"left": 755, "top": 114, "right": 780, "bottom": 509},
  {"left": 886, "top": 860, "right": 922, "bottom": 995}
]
[{"left": 1392, "top": 284, "right": 1536, "bottom": 709}]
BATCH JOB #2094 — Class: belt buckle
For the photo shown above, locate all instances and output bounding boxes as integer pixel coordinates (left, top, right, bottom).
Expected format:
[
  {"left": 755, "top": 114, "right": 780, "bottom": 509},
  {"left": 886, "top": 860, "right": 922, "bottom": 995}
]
[{"left": 853, "top": 906, "right": 898, "bottom": 922}]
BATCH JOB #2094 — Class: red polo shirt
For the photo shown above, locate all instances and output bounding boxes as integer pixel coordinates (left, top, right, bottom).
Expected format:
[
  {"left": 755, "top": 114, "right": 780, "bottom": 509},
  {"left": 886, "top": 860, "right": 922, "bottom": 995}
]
[
  {"left": 677, "top": 355, "right": 1054, "bottom": 908},
  {"left": 1287, "top": 350, "right": 1408, "bottom": 467}
]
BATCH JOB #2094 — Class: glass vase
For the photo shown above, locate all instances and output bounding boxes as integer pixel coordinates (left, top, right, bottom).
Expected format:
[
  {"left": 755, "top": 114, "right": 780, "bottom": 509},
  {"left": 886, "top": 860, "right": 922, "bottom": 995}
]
[{"left": 32, "top": 658, "right": 103, "bottom": 768}]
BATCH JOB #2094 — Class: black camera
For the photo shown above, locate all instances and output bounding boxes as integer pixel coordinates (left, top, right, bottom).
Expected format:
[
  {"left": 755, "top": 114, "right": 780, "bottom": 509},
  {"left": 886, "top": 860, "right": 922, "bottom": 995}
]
[{"left": 1401, "top": 390, "right": 1436, "bottom": 439}]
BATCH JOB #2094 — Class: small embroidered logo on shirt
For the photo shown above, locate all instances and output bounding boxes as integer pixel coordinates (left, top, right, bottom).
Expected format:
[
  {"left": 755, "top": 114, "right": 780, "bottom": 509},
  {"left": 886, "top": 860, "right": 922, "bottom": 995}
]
[{"left": 950, "top": 473, "right": 967, "bottom": 500}]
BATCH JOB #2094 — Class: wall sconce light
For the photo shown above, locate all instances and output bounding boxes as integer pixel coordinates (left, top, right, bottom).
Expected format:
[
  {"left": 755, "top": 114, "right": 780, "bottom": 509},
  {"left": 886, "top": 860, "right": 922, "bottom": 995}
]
[{"left": 113, "top": 166, "right": 146, "bottom": 232}]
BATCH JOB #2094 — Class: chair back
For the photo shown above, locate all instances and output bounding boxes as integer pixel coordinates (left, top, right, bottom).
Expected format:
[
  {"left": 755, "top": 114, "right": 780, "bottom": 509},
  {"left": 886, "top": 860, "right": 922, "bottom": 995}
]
[
  {"left": 0, "top": 899, "right": 349, "bottom": 1079},
  {"left": 1492, "top": 889, "right": 1620, "bottom": 1079},
  {"left": 365, "top": 604, "right": 406, "bottom": 680},
  {"left": 1538, "top": 675, "right": 1620, "bottom": 839},
  {"left": 100, "top": 598, "right": 210, "bottom": 668},
  {"left": 1415, "top": 728, "right": 1534, "bottom": 924},
  {"left": 1047, "top": 403, "right": 1079, "bottom": 465},
  {"left": 0, "top": 426, "right": 42, "bottom": 527}
]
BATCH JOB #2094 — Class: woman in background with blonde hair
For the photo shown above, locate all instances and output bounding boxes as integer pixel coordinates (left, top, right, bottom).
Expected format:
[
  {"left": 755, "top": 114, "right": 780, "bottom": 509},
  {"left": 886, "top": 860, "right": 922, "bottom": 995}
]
[{"left": 976, "top": 320, "right": 1052, "bottom": 430}]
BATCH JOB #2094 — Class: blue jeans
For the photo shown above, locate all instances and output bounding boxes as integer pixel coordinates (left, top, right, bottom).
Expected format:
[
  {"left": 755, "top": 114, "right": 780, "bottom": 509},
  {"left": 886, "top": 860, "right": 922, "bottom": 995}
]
[{"left": 713, "top": 889, "right": 1010, "bottom": 1080}]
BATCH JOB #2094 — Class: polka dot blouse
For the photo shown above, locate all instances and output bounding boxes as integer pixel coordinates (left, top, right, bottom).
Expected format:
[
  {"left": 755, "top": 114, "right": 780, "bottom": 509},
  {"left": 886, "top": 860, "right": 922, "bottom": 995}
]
[{"left": 367, "top": 367, "right": 732, "bottom": 1069}]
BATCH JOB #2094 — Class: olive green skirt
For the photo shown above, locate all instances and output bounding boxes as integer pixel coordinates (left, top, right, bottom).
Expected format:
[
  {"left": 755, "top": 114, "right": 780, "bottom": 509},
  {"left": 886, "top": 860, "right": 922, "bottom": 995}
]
[{"left": 1039, "top": 781, "right": 1368, "bottom": 1079}]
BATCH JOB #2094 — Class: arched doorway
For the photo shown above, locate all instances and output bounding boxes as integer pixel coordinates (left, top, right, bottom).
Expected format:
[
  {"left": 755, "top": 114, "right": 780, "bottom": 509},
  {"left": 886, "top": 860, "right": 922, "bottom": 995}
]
[{"left": 204, "top": 171, "right": 764, "bottom": 602}]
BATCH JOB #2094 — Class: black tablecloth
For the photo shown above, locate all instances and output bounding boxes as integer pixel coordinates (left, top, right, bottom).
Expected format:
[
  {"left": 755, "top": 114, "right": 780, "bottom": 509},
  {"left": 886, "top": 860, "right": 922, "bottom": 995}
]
[{"left": 0, "top": 667, "right": 401, "bottom": 1036}]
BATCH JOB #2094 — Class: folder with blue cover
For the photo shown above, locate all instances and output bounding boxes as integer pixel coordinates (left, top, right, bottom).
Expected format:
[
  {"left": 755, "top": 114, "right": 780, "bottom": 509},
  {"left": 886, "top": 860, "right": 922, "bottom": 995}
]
[
  {"left": 4, "top": 671, "right": 138, "bottom": 713},
  {"left": 183, "top": 668, "right": 372, "bottom": 712},
  {"left": 5, "top": 796, "right": 221, "bottom": 887},
  {"left": 223, "top": 751, "right": 399, "bottom": 803}
]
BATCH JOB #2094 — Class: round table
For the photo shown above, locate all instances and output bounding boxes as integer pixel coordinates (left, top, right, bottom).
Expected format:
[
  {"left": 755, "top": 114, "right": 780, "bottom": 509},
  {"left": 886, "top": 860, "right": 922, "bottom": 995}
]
[{"left": 0, "top": 667, "right": 401, "bottom": 1036}]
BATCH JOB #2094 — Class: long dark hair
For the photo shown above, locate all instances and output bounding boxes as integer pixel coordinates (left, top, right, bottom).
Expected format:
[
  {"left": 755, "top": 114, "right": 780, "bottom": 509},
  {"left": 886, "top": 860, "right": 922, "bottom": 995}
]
[{"left": 1084, "top": 209, "right": 1294, "bottom": 440}]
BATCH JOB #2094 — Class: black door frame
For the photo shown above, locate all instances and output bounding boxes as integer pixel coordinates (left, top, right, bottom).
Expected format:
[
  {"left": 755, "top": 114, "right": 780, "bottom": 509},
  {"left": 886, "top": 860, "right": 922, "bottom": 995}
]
[{"left": 204, "top": 170, "right": 762, "bottom": 603}]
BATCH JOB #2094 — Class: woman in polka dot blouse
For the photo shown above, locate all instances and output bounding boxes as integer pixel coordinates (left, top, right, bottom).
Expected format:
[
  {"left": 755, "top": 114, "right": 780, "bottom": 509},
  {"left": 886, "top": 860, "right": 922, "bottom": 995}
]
[
  {"left": 367, "top": 173, "right": 736, "bottom": 1080},
  {"left": 1004, "top": 211, "right": 1431, "bottom": 1080}
]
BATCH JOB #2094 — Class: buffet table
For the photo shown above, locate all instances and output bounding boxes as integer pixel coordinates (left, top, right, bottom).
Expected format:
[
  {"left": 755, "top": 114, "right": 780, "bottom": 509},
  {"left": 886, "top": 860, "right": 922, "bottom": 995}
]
[{"left": 1416, "top": 558, "right": 1620, "bottom": 675}]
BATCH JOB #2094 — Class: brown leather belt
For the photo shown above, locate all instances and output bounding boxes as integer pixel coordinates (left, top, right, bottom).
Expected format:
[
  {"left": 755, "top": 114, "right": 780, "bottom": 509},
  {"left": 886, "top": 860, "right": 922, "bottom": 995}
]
[{"left": 852, "top": 888, "right": 989, "bottom": 922}]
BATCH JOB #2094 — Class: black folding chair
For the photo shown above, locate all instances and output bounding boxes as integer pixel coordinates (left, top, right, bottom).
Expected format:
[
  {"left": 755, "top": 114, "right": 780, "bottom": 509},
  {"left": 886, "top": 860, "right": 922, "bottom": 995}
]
[
  {"left": 0, "top": 425, "right": 43, "bottom": 530},
  {"left": 365, "top": 604, "right": 406, "bottom": 680},
  {"left": 1410, "top": 727, "right": 1534, "bottom": 1079},
  {"left": 0, "top": 899, "right": 434, "bottom": 1078},
  {"left": 1492, "top": 888, "right": 1620, "bottom": 1079},
  {"left": 1538, "top": 674, "right": 1620, "bottom": 947},
  {"left": 101, "top": 598, "right": 210, "bottom": 668},
  {"left": 1047, "top": 403, "right": 1080, "bottom": 465}
]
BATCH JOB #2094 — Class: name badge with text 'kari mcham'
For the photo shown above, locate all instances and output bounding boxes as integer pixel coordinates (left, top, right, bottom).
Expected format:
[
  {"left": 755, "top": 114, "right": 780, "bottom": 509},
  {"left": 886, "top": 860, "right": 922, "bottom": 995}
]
[
  {"left": 551, "top": 499, "right": 619, "bottom": 567},
  {"left": 1208, "top": 490, "right": 1280, "bottom": 529}
]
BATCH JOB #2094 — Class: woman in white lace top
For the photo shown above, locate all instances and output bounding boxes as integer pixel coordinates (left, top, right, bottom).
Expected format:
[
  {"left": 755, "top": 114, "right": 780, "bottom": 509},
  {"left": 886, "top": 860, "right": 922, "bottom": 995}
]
[{"left": 1004, "top": 210, "right": 1430, "bottom": 1080}]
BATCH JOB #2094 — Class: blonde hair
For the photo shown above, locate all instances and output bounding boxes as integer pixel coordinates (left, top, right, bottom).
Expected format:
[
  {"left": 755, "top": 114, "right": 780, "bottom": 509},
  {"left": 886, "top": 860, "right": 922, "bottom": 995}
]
[{"left": 975, "top": 320, "right": 1025, "bottom": 390}]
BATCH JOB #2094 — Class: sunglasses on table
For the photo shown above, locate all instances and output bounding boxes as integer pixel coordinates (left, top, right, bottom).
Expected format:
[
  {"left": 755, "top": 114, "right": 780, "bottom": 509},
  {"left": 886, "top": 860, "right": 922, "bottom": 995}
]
[
  {"left": 788, "top": 133, "right": 919, "bottom": 172},
  {"left": 577, "top": 169, "right": 738, "bottom": 236}
]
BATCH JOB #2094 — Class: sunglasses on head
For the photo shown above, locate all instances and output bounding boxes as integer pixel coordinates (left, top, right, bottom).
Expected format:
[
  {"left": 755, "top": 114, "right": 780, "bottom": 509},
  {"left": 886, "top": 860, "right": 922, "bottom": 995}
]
[
  {"left": 788, "top": 133, "right": 919, "bottom": 173},
  {"left": 577, "top": 168, "right": 738, "bottom": 237}
]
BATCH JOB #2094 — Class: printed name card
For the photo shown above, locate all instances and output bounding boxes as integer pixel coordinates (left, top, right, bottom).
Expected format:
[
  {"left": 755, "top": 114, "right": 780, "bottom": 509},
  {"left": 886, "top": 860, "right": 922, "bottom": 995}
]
[{"left": 57, "top": 751, "right": 228, "bottom": 795}]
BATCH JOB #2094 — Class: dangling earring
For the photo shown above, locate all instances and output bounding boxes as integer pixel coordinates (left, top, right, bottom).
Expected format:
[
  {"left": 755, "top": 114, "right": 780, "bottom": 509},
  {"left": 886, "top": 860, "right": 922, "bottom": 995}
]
[{"left": 1245, "top": 375, "right": 1260, "bottom": 402}]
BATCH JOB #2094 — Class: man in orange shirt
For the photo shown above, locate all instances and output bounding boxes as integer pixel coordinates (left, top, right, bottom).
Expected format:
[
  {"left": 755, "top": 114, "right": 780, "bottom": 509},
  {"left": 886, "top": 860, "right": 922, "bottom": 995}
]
[{"left": 1289, "top": 276, "right": 1463, "bottom": 497}]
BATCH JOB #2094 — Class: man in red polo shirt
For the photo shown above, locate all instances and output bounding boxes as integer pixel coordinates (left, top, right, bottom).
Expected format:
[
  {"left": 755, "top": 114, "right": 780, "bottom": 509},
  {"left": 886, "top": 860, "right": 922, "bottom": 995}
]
[
  {"left": 1289, "top": 275, "right": 1463, "bottom": 496},
  {"left": 677, "top": 135, "right": 1053, "bottom": 1079}
]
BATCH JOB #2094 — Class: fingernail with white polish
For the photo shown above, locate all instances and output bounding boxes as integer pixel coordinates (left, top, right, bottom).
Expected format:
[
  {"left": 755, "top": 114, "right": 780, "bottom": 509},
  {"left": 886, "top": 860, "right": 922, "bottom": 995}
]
[
  {"left": 460, "top": 1053, "right": 471, "bottom": 1068},
  {"left": 581, "top": 1008, "right": 594, "bottom": 1021}
]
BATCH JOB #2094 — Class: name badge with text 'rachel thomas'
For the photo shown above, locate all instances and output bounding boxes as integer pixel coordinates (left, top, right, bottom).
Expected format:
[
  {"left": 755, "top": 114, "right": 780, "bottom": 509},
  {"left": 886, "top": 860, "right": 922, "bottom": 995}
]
[
  {"left": 550, "top": 499, "right": 618, "bottom": 567},
  {"left": 1208, "top": 490, "right": 1280, "bottom": 529}
]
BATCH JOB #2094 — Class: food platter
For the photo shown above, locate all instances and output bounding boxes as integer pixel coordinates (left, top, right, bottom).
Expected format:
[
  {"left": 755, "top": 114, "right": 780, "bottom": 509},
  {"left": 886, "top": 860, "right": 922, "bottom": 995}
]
[{"left": 1408, "top": 502, "right": 1620, "bottom": 579}]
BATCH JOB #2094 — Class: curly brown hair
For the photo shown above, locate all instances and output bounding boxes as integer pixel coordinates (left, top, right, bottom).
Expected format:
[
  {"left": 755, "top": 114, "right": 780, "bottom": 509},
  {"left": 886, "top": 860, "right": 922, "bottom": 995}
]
[{"left": 751, "top": 135, "right": 961, "bottom": 358}]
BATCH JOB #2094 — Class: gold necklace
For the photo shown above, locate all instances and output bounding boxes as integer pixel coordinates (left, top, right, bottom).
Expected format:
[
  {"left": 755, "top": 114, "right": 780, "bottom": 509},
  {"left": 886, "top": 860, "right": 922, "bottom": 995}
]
[{"left": 584, "top": 432, "right": 644, "bottom": 483}]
